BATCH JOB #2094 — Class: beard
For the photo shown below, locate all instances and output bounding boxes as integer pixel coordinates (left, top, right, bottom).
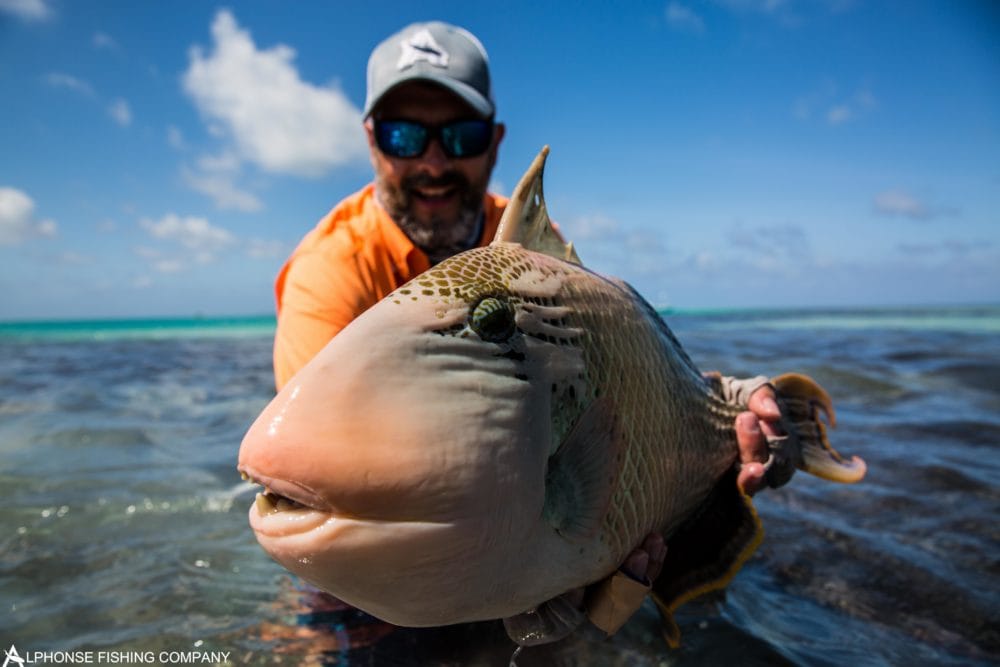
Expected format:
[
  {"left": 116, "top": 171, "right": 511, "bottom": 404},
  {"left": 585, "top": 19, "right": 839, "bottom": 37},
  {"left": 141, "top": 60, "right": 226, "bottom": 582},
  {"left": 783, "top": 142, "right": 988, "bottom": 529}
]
[{"left": 375, "top": 169, "right": 487, "bottom": 265}]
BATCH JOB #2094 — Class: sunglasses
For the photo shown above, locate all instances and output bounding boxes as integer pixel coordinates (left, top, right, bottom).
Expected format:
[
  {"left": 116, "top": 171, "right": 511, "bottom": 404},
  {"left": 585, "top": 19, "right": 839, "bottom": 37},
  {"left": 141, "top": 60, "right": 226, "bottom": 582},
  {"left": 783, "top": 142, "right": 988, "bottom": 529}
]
[{"left": 373, "top": 119, "right": 494, "bottom": 159}]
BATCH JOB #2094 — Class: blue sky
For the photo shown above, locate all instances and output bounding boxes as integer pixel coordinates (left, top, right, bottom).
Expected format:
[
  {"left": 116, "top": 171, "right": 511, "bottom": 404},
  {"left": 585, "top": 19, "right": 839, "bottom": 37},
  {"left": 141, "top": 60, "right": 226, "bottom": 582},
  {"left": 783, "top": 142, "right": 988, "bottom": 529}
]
[{"left": 1, "top": 1, "right": 997, "bottom": 320}]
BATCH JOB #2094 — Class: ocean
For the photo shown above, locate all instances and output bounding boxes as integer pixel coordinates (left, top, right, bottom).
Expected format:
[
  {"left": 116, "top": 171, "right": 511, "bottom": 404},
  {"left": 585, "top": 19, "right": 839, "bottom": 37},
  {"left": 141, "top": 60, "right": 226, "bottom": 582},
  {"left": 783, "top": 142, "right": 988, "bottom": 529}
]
[{"left": 1, "top": 306, "right": 997, "bottom": 666}]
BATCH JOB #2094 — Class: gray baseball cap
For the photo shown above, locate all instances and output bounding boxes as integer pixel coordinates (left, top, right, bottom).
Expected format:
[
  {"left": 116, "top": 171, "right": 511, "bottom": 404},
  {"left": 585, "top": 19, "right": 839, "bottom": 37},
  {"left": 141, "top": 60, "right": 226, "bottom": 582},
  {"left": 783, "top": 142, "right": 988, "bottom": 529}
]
[{"left": 364, "top": 21, "right": 495, "bottom": 119}]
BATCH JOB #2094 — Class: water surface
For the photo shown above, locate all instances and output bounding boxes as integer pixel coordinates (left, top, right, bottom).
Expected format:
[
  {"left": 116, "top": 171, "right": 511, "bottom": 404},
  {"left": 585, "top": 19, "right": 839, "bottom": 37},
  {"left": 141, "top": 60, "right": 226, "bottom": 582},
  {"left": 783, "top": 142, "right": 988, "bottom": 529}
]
[{"left": 1, "top": 307, "right": 997, "bottom": 665}]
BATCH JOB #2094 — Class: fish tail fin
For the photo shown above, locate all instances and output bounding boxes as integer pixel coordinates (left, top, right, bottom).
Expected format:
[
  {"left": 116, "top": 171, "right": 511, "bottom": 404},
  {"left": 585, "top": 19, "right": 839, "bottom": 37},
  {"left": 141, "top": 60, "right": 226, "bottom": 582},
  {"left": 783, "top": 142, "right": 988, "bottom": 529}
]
[
  {"left": 767, "top": 373, "right": 867, "bottom": 487},
  {"left": 650, "top": 468, "right": 763, "bottom": 648}
]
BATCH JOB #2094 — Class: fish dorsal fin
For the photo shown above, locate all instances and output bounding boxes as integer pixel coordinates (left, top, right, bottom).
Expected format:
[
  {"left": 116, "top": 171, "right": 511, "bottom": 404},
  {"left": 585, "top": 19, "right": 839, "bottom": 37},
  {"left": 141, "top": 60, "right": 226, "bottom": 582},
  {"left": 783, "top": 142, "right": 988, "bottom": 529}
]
[{"left": 492, "top": 146, "right": 582, "bottom": 265}]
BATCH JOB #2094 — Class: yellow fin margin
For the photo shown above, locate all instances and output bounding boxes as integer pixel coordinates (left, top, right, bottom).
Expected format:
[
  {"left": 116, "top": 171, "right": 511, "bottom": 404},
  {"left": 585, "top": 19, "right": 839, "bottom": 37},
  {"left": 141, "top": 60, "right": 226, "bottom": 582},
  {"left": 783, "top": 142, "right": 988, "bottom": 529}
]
[{"left": 650, "top": 485, "right": 764, "bottom": 648}]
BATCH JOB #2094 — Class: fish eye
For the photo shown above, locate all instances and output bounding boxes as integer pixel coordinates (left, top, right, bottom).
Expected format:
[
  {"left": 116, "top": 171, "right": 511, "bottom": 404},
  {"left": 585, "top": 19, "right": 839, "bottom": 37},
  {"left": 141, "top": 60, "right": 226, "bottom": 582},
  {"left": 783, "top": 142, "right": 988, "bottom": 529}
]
[{"left": 470, "top": 296, "right": 516, "bottom": 343}]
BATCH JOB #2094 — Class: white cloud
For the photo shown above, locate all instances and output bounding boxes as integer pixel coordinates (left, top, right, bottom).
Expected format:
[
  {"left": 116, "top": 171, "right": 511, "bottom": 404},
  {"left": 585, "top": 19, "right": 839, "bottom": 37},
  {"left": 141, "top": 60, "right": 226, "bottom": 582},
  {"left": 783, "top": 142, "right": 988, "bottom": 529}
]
[
  {"left": 55, "top": 250, "right": 90, "bottom": 265},
  {"left": 713, "top": 0, "right": 859, "bottom": 27},
  {"left": 564, "top": 213, "right": 669, "bottom": 280},
  {"left": 140, "top": 213, "right": 235, "bottom": 252},
  {"left": 108, "top": 98, "right": 132, "bottom": 126},
  {"left": 897, "top": 239, "right": 988, "bottom": 257},
  {"left": 572, "top": 214, "right": 619, "bottom": 239},
  {"left": 826, "top": 104, "right": 852, "bottom": 125},
  {"left": 873, "top": 190, "right": 926, "bottom": 219},
  {"left": 154, "top": 259, "right": 184, "bottom": 273},
  {"left": 134, "top": 245, "right": 161, "bottom": 260},
  {"left": 180, "top": 156, "right": 263, "bottom": 212},
  {"left": 182, "top": 9, "right": 366, "bottom": 178},
  {"left": 92, "top": 31, "right": 118, "bottom": 50},
  {"left": 666, "top": 2, "right": 706, "bottom": 33},
  {"left": 0, "top": 0, "right": 52, "bottom": 21},
  {"left": 715, "top": 0, "right": 791, "bottom": 17},
  {"left": 794, "top": 82, "right": 876, "bottom": 126},
  {"left": 167, "top": 125, "right": 187, "bottom": 150},
  {"left": 717, "top": 0, "right": 787, "bottom": 11},
  {"left": 826, "top": 88, "right": 876, "bottom": 126},
  {"left": 195, "top": 151, "right": 241, "bottom": 173},
  {"left": 137, "top": 214, "right": 237, "bottom": 273},
  {"left": 728, "top": 221, "right": 809, "bottom": 257},
  {"left": 135, "top": 214, "right": 281, "bottom": 273},
  {"left": 693, "top": 250, "right": 718, "bottom": 270},
  {"left": 854, "top": 88, "right": 877, "bottom": 109},
  {"left": 0, "top": 186, "right": 57, "bottom": 245},
  {"left": 44, "top": 72, "right": 95, "bottom": 97},
  {"left": 716, "top": 221, "right": 814, "bottom": 277},
  {"left": 182, "top": 169, "right": 264, "bottom": 213},
  {"left": 245, "top": 237, "right": 287, "bottom": 259},
  {"left": 793, "top": 80, "right": 836, "bottom": 120},
  {"left": 44, "top": 73, "right": 138, "bottom": 129}
]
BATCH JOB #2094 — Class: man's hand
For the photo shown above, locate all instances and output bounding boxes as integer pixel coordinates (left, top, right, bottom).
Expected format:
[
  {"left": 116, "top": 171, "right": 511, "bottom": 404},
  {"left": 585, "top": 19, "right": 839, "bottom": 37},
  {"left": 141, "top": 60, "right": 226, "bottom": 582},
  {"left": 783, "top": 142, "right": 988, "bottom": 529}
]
[
  {"left": 735, "top": 386, "right": 784, "bottom": 495},
  {"left": 620, "top": 533, "right": 666, "bottom": 584},
  {"left": 515, "top": 385, "right": 786, "bottom": 645},
  {"left": 622, "top": 386, "right": 783, "bottom": 588},
  {"left": 584, "top": 533, "right": 666, "bottom": 636},
  {"left": 622, "top": 384, "right": 785, "bottom": 590}
]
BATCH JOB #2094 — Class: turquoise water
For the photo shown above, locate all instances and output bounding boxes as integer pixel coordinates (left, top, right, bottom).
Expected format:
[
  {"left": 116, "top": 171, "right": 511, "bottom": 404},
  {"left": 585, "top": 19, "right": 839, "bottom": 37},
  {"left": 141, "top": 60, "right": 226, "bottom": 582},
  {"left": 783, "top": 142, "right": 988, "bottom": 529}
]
[
  {"left": 1, "top": 305, "right": 997, "bottom": 665},
  {"left": 3, "top": 305, "right": 997, "bottom": 340},
  {"left": 0, "top": 315, "right": 277, "bottom": 341}
]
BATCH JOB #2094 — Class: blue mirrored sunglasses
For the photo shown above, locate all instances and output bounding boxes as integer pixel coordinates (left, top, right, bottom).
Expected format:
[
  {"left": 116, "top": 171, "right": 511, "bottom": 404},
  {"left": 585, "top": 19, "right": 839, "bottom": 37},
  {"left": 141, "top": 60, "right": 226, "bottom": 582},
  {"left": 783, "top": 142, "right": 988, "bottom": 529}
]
[{"left": 374, "top": 119, "right": 494, "bottom": 159}]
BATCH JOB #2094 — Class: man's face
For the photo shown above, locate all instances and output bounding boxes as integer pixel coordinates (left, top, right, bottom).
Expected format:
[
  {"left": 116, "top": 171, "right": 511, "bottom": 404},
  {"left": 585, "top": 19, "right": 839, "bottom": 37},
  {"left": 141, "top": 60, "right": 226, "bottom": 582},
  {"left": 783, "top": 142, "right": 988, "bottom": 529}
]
[{"left": 366, "top": 82, "right": 505, "bottom": 263}]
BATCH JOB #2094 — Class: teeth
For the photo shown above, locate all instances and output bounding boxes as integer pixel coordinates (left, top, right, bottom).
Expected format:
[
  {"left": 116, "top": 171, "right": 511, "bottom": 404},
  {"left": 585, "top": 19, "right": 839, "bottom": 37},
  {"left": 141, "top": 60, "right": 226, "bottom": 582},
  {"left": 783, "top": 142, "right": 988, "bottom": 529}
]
[
  {"left": 244, "top": 470, "right": 309, "bottom": 515},
  {"left": 254, "top": 489, "right": 307, "bottom": 516},
  {"left": 255, "top": 492, "right": 278, "bottom": 516}
]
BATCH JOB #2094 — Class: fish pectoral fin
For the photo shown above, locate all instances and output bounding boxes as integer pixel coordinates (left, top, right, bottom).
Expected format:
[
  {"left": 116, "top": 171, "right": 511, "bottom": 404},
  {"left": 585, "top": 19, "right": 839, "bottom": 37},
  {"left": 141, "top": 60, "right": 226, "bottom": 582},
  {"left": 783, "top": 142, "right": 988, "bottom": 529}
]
[
  {"left": 543, "top": 397, "right": 623, "bottom": 538},
  {"left": 769, "top": 372, "right": 867, "bottom": 487},
  {"left": 651, "top": 468, "right": 763, "bottom": 649},
  {"left": 492, "top": 146, "right": 583, "bottom": 265}
]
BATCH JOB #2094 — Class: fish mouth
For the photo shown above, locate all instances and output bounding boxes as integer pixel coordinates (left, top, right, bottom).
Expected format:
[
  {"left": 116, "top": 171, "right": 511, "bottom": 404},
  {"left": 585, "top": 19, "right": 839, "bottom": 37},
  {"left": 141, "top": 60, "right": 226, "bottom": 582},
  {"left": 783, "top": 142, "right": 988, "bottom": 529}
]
[{"left": 239, "top": 466, "right": 335, "bottom": 537}]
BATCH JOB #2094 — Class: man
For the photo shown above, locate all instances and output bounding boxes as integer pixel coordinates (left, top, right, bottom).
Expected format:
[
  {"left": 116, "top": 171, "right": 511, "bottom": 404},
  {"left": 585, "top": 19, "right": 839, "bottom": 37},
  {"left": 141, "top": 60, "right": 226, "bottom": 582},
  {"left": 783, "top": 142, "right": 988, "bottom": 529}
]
[{"left": 272, "top": 21, "right": 782, "bottom": 642}]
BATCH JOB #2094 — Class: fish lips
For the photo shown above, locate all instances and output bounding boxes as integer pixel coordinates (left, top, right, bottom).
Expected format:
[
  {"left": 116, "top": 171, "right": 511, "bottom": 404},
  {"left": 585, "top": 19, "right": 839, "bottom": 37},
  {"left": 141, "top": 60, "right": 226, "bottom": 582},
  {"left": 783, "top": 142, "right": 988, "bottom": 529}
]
[
  {"left": 238, "top": 467, "right": 334, "bottom": 537},
  {"left": 241, "top": 468, "right": 330, "bottom": 511},
  {"left": 238, "top": 466, "right": 451, "bottom": 540}
]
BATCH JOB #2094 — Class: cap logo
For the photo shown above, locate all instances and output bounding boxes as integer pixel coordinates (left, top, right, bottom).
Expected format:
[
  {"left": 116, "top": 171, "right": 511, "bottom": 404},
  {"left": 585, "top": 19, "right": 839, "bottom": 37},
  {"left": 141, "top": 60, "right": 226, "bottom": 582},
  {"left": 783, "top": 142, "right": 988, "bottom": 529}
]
[{"left": 397, "top": 29, "right": 450, "bottom": 70}]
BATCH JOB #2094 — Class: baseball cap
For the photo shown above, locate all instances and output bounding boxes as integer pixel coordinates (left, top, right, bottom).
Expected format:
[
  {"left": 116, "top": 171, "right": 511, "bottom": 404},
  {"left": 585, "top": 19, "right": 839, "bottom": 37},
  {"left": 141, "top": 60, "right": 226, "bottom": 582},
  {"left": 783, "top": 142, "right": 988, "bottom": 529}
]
[{"left": 364, "top": 21, "right": 495, "bottom": 119}]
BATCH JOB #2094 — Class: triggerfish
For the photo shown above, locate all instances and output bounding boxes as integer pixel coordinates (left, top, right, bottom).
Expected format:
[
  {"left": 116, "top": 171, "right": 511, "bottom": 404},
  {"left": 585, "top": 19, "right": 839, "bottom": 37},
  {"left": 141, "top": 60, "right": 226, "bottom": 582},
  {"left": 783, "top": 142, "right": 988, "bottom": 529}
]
[{"left": 237, "top": 147, "right": 866, "bottom": 646}]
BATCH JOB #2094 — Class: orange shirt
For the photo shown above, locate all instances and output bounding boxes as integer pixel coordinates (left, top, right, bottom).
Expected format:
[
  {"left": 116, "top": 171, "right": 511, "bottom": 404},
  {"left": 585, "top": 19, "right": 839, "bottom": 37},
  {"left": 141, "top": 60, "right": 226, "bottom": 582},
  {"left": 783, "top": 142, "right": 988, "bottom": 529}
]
[{"left": 273, "top": 184, "right": 508, "bottom": 390}]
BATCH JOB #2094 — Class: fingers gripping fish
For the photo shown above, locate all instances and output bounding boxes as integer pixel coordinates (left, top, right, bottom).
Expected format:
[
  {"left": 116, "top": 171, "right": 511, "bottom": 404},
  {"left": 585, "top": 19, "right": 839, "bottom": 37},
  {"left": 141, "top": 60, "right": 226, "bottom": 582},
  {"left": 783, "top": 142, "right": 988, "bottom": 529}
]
[{"left": 237, "top": 147, "right": 866, "bottom": 647}]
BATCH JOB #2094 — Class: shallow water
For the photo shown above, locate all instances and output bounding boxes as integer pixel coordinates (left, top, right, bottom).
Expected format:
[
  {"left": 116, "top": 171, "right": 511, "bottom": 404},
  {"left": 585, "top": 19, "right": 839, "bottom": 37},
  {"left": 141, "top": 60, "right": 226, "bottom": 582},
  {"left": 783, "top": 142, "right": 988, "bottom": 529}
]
[{"left": 1, "top": 307, "right": 997, "bottom": 666}]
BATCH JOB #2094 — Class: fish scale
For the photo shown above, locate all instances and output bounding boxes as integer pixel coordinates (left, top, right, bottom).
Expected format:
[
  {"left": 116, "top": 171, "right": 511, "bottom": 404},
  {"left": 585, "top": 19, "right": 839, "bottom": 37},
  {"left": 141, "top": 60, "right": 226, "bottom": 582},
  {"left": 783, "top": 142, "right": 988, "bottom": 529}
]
[
  {"left": 521, "top": 260, "right": 745, "bottom": 561},
  {"left": 419, "top": 239, "right": 746, "bottom": 558},
  {"left": 405, "top": 241, "right": 732, "bottom": 559}
]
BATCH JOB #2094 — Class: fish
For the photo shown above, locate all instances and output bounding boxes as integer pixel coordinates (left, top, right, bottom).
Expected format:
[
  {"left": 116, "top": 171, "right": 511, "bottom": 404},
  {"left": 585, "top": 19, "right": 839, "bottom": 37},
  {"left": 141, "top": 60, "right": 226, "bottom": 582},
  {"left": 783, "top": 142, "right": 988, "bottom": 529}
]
[{"left": 237, "top": 147, "right": 866, "bottom": 646}]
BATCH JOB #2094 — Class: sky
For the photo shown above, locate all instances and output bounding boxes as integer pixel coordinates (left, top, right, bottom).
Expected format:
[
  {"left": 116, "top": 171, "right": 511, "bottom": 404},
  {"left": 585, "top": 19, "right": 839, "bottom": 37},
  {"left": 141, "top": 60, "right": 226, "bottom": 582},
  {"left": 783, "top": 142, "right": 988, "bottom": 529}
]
[{"left": 0, "top": 0, "right": 997, "bottom": 320}]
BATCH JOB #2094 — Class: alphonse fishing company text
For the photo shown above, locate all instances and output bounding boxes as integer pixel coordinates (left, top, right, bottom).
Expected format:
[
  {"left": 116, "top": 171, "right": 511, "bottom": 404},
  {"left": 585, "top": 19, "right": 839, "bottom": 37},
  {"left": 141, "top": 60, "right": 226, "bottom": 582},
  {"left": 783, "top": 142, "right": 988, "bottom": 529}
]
[{"left": 3, "top": 645, "right": 230, "bottom": 666}]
